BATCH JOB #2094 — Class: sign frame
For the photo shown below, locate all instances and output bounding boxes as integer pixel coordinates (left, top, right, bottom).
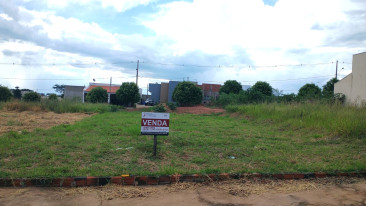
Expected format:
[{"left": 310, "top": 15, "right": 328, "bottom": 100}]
[{"left": 141, "top": 112, "right": 170, "bottom": 136}]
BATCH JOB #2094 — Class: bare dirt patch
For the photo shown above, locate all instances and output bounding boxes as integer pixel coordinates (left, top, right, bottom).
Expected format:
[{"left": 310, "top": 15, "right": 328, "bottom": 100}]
[
  {"left": 176, "top": 106, "right": 225, "bottom": 115},
  {"left": 0, "top": 178, "right": 365, "bottom": 206},
  {"left": 0, "top": 111, "right": 92, "bottom": 135}
]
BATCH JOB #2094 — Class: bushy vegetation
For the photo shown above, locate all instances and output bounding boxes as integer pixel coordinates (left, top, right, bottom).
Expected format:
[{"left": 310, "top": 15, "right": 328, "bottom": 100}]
[
  {"left": 22, "top": 91, "right": 41, "bottom": 102},
  {"left": 48, "top": 94, "right": 58, "bottom": 100},
  {"left": 86, "top": 87, "right": 108, "bottom": 103},
  {"left": 116, "top": 82, "right": 140, "bottom": 106},
  {"left": 226, "top": 103, "right": 366, "bottom": 138},
  {"left": 0, "top": 86, "right": 12, "bottom": 102},
  {"left": 220, "top": 80, "right": 242, "bottom": 94},
  {"left": 214, "top": 78, "right": 347, "bottom": 106},
  {"left": 173, "top": 81, "right": 202, "bottom": 106},
  {"left": 167, "top": 102, "right": 177, "bottom": 111},
  {"left": 152, "top": 104, "right": 167, "bottom": 112}
]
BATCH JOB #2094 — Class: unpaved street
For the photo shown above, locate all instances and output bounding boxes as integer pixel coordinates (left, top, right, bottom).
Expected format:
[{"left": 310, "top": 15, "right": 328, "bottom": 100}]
[{"left": 1, "top": 178, "right": 365, "bottom": 206}]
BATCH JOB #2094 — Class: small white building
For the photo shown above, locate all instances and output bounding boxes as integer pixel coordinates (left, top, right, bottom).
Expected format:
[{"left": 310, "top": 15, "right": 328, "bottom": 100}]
[{"left": 334, "top": 52, "right": 366, "bottom": 106}]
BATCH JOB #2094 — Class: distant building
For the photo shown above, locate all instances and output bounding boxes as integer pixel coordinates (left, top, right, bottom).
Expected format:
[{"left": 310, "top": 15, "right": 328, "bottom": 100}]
[
  {"left": 198, "top": 83, "right": 221, "bottom": 104},
  {"left": 64, "top": 85, "right": 85, "bottom": 101},
  {"left": 83, "top": 83, "right": 121, "bottom": 104},
  {"left": 149, "top": 81, "right": 223, "bottom": 104},
  {"left": 334, "top": 52, "right": 366, "bottom": 106}
]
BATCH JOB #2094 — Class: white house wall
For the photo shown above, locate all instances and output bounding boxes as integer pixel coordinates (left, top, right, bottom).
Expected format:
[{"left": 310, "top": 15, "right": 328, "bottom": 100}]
[{"left": 334, "top": 52, "right": 366, "bottom": 106}]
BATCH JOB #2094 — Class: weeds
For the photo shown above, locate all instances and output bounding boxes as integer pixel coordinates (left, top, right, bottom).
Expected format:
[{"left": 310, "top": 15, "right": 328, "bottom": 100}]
[
  {"left": 226, "top": 103, "right": 366, "bottom": 138},
  {"left": 2, "top": 99, "right": 124, "bottom": 113}
]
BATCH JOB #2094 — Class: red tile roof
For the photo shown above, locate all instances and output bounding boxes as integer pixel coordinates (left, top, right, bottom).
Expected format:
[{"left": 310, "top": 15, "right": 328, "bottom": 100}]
[
  {"left": 84, "top": 85, "right": 120, "bottom": 93},
  {"left": 200, "top": 84, "right": 221, "bottom": 92}
]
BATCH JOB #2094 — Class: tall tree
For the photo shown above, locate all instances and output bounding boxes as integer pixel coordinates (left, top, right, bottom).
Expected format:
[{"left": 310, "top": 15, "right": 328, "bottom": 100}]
[
  {"left": 220, "top": 80, "right": 242, "bottom": 94},
  {"left": 251, "top": 81, "right": 273, "bottom": 96},
  {"left": 173, "top": 81, "right": 202, "bottom": 106},
  {"left": 322, "top": 78, "right": 339, "bottom": 97},
  {"left": 53, "top": 84, "right": 65, "bottom": 98},
  {"left": 116, "top": 82, "right": 140, "bottom": 106}
]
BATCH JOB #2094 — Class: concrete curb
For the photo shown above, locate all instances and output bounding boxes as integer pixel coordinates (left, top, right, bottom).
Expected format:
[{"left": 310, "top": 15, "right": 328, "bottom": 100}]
[{"left": 1, "top": 172, "right": 365, "bottom": 187}]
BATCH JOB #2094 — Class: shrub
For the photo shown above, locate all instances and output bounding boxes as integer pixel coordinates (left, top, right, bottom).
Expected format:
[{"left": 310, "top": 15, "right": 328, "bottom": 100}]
[
  {"left": 48, "top": 94, "right": 58, "bottom": 100},
  {"left": 86, "top": 87, "right": 108, "bottom": 103},
  {"left": 172, "top": 82, "right": 202, "bottom": 106},
  {"left": 167, "top": 102, "right": 177, "bottom": 111},
  {"left": 116, "top": 82, "right": 140, "bottom": 106},
  {"left": 0, "top": 86, "right": 12, "bottom": 102},
  {"left": 152, "top": 104, "right": 167, "bottom": 112},
  {"left": 22, "top": 91, "right": 41, "bottom": 102}
]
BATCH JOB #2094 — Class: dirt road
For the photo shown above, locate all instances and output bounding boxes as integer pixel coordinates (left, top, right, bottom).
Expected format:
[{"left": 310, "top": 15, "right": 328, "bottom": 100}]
[{"left": 1, "top": 178, "right": 365, "bottom": 206}]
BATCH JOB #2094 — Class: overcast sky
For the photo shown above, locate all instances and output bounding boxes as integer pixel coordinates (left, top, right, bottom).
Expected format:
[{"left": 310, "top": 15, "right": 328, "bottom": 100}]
[{"left": 0, "top": 0, "right": 365, "bottom": 94}]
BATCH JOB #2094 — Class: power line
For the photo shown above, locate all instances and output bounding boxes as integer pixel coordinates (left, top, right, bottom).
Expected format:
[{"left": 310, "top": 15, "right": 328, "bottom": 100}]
[
  {"left": 0, "top": 60, "right": 349, "bottom": 69},
  {"left": 241, "top": 75, "right": 334, "bottom": 82}
]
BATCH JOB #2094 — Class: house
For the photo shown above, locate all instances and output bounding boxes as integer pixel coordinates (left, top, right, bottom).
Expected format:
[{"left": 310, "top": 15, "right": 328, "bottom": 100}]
[
  {"left": 64, "top": 85, "right": 85, "bottom": 101},
  {"left": 334, "top": 52, "right": 366, "bottom": 106},
  {"left": 197, "top": 83, "right": 221, "bottom": 104},
  {"left": 149, "top": 81, "right": 222, "bottom": 104},
  {"left": 83, "top": 83, "right": 121, "bottom": 104}
]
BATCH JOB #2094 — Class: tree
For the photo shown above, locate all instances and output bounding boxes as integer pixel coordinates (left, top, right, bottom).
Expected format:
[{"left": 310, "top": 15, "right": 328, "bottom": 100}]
[
  {"left": 251, "top": 81, "right": 273, "bottom": 96},
  {"left": 116, "top": 82, "right": 140, "bottom": 106},
  {"left": 13, "top": 86, "right": 22, "bottom": 99},
  {"left": 86, "top": 87, "right": 108, "bottom": 103},
  {"left": 220, "top": 80, "right": 242, "bottom": 94},
  {"left": 23, "top": 91, "right": 41, "bottom": 102},
  {"left": 322, "top": 78, "right": 339, "bottom": 97},
  {"left": 53, "top": 84, "right": 65, "bottom": 98},
  {"left": 0, "top": 85, "right": 12, "bottom": 102},
  {"left": 173, "top": 81, "right": 202, "bottom": 106},
  {"left": 298, "top": 83, "right": 321, "bottom": 100}
]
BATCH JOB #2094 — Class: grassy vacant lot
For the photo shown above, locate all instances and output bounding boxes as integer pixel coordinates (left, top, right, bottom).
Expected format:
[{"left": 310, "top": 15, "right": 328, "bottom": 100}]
[{"left": 0, "top": 103, "right": 365, "bottom": 178}]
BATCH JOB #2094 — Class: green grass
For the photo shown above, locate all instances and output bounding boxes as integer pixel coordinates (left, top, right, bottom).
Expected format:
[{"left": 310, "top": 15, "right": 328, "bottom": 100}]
[
  {"left": 1, "top": 105, "right": 365, "bottom": 178},
  {"left": 226, "top": 103, "right": 366, "bottom": 138}
]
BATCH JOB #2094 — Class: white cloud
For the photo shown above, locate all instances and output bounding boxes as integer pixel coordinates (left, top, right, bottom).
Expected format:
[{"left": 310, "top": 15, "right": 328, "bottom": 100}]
[
  {"left": 101, "top": 0, "right": 156, "bottom": 12},
  {"left": 142, "top": 0, "right": 365, "bottom": 64}
]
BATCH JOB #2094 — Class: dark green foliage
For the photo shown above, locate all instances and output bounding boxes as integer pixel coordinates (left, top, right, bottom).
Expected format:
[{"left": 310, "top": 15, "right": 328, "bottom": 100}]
[
  {"left": 22, "top": 91, "right": 41, "bottom": 102},
  {"left": 298, "top": 83, "right": 321, "bottom": 100},
  {"left": 13, "top": 86, "right": 22, "bottom": 99},
  {"left": 86, "top": 87, "right": 108, "bottom": 103},
  {"left": 48, "top": 94, "right": 58, "bottom": 100},
  {"left": 219, "top": 80, "right": 242, "bottom": 94},
  {"left": 0, "top": 86, "right": 12, "bottom": 102},
  {"left": 322, "top": 78, "right": 339, "bottom": 97},
  {"left": 280, "top": 93, "right": 297, "bottom": 103},
  {"left": 167, "top": 102, "right": 177, "bottom": 111},
  {"left": 251, "top": 81, "right": 273, "bottom": 96},
  {"left": 172, "top": 81, "right": 202, "bottom": 106},
  {"left": 152, "top": 104, "right": 167, "bottom": 112},
  {"left": 116, "top": 82, "right": 140, "bottom": 106}
]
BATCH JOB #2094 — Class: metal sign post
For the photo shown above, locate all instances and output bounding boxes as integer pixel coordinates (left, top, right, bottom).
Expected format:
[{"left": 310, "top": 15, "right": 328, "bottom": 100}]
[{"left": 141, "top": 112, "right": 170, "bottom": 156}]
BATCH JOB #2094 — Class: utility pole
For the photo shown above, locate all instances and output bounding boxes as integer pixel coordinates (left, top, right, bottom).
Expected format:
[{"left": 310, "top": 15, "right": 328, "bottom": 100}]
[
  {"left": 108, "top": 77, "right": 112, "bottom": 104},
  {"left": 335, "top": 60, "right": 338, "bottom": 79},
  {"left": 136, "top": 60, "right": 139, "bottom": 86}
]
